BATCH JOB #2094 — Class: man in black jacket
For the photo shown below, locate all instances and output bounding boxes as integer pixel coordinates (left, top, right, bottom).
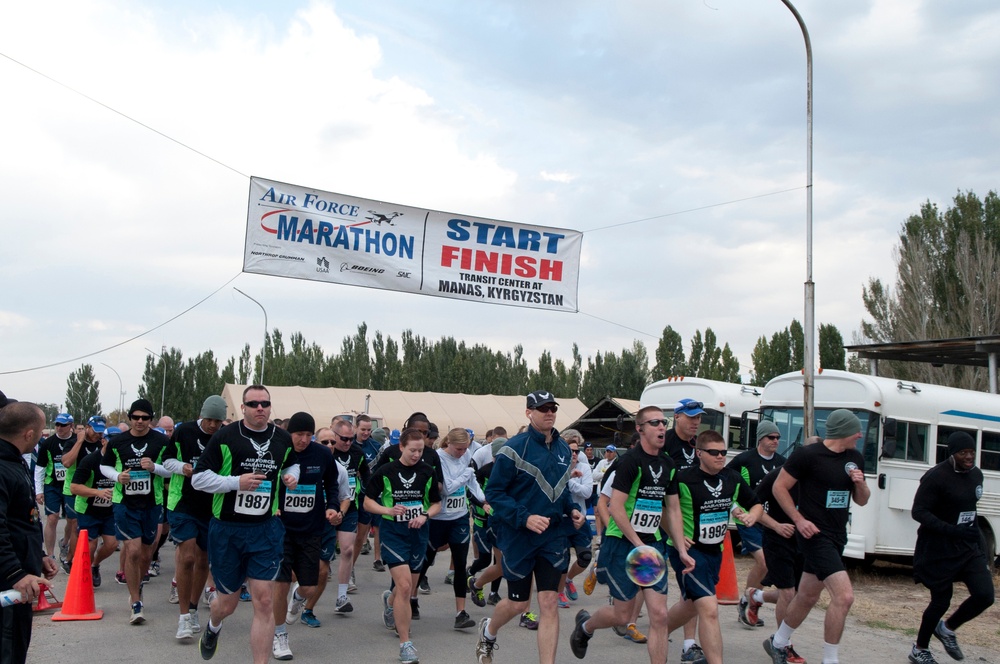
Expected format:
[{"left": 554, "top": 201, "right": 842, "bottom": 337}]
[
  {"left": 908, "top": 431, "right": 995, "bottom": 664},
  {"left": 1, "top": 401, "right": 58, "bottom": 664}
]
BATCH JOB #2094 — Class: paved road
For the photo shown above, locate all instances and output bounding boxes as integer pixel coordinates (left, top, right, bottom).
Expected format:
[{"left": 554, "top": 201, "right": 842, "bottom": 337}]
[{"left": 27, "top": 540, "right": 998, "bottom": 664}]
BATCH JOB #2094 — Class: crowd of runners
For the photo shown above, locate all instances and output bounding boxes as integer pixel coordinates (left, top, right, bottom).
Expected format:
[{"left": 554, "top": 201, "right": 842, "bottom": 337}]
[{"left": 7, "top": 386, "right": 992, "bottom": 664}]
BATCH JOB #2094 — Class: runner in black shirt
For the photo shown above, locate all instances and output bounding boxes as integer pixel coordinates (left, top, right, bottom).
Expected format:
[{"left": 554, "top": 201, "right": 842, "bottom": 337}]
[
  {"left": 765, "top": 409, "right": 870, "bottom": 664},
  {"left": 908, "top": 432, "right": 994, "bottom": 664}
]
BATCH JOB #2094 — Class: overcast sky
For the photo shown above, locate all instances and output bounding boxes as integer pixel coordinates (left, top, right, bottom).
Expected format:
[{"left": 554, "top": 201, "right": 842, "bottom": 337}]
[{"left": 2, "top": 0, "right": 998, "bottom": 413}]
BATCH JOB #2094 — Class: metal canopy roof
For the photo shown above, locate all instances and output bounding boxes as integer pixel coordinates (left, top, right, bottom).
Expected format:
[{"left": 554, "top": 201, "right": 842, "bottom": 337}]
[{"left": 844, "top": 335, "right": 1000, "bottom": 368}]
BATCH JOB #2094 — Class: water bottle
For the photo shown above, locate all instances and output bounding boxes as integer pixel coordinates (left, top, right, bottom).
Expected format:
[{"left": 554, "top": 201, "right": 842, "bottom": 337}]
[{"left": 0, "top": 589, "right": 25, "bottom": 607}]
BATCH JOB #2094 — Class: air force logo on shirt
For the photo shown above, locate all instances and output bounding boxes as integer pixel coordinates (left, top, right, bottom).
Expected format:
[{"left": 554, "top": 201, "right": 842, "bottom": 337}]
[
  {"left": 399, "top": 472, "right": 416, "bottom": 489},
  {"left": 976, "top": 484, "right": 983, "bottom": 500}
]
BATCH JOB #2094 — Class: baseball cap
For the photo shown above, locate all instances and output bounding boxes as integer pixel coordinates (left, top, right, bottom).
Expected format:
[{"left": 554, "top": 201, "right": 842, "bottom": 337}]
[
  {"left": 428, "top": 423, "right": 440, "bottom": 439},
  {"left": 584, "top": 442, "right": 593, "bottom": 448},
  {"left": 526, "top": 390, "right": 559, "bottom": 409},
  {"left": 0, "top": 390, "right": 16, "bottom": 409},
  {"left": 674, "top": 398, "right": 706, "bottom": 417},
  {"left": 55, "top": 413, "right": 74, "bottom": 424},
  {"left": 87, "top": 415, "right": 107, "bottom": 433},
  {"left": 605, "top": 444, "right": 617, "bottom": 452}
]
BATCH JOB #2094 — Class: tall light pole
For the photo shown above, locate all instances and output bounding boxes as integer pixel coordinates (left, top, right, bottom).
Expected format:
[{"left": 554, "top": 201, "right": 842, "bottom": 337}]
[
  {"left": 100, "top": 362, "right": 125, "bottom": 421},
  {"left": 779, "top": 0, "right": 815, "bottom": 438},
  {"left": 234, "top": 287, "right": 268, "bottom": 385},
  {"left": 145, "top": 346, "right": 168, "bottom": 416}
]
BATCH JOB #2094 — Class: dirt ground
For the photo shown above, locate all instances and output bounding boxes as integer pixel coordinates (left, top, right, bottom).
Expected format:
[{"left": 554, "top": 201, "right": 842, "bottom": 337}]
[{"left": 734, "top": 554, "right": 1000, "bottom": 648}]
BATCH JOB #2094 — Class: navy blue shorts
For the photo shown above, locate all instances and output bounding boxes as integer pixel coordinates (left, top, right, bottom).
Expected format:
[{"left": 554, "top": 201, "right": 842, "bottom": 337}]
[
  {"left": 737, "top": 523, "right": 764, "bottom": 554},
  {"left": 208, "top": 517, "right": 285, "bottom": 593},
  {"left": 378, "top": 519, "right": 430, "bottom": 572},
  {"left": 319, "top": 523, "right": 338, "bottom": 562},
  {"left": 62, "top": 493, "right": 78, "bottom": 519},
  {"left": 668, "top": 545, "right": 721, "bottom": 601},
  {"left": 596, "top": 536, "right": 669, "bottom": 601},
  {"left": 168, "top": 511, "right": 210, "bottom": 551},
  {"left": 428, "top": 517, "right": 470, "bottom": 549},
  {"left": 78, "top": 512, "right": 116, "bottom": 539},
  {"left": 570, "top": 520, "right": 593, "bottom": 550},
  {"left": 357, "top": 503, "right": 376, "bottom": 526},
  {"left": 336, "top": 509, "right": 359, "bottom": 534},
  {"left": 113, "top": 503, "right": 161, "bottom": 545},
  {"left": 473, "top": 522, "right": 496, "bottom": 554},
  {"left": 43, "top": 484, "right": 65, "bottom": 517}
]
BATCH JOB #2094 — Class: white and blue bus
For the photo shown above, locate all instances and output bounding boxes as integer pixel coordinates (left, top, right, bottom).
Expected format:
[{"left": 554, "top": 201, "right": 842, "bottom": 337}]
[
  {"left": 640, "top": 376, "right": 762, "bottom": 451},
  {"left": 758, "top": 369, "right": 1000, "bottom": 563}
]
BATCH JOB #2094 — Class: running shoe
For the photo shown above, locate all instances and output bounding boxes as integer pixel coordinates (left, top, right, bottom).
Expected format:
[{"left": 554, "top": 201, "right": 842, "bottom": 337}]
[
  {"left": 149, "top": 560, "right": 160, "bottom": 577},
  {"left": 373, "top": 559, "right": 387, "bottom": 572},
  {"left": 300, "top": 609, "right": 321, "bottom": 628},
  {"left": 168, "top": 579, "right": 178, "bottom": 603},
  {"left": 487, "top": 592, "right": 501, "bottom": 606},
  {"left": 286, "top": 582, "right": 305, "bottom": 623},
  {"left": 785, "top": 644, "right": 806, "bottom": 664},
  {"left": 612, "top": 624, "right": 628, "bottom": 637},
  {"left": 188, "top": 609, "right": 201, "bottom": 633},
  {"left": 410, "top": 598, "right": 420, "bottom": 620},
  {"left": 382, "top": 590, "right": 396, "bottom": 631},
  {"left": 934, "top": 621, "right": 964, "bottom": 661},
  {"left": 455, "top": 610, "right": 475, "bottom": 629},
  {"left": 738, "top": 593, "right": 758, "bottom": 629},
  {"left": 565, "top": 580, "right": 579, "bottom": 601},
  {"left": 583, "top": 566, "right": 597, "bottom": 596},
  {"left": 623, "top": 623, "right": 647, "bottom": 643},
  {"left": 176, "top": 613, "right": 194, "bottom": 640},
  {"left": 92, "top": 566, "right": 102, "bottom": 589},
  {"left": 763, "top": 636, "right": 789, "bottom": 664},
  {"left": 910, "top": 645, "right": 940, "bottom": 664},
  {"left": 469, "top": 576, "right": 486, "bottom": 607},
  {"left": 558, "top": 592, "right": 571, "bottom": 608},
  {"left": 203, "top": 586, "right": 216, "bottom": 607},
  {"left": 445, "top": 570, "right": 455, "bottom": 585},
  {"left": 272, "top": 632, "right": 293, "bottom": 661},
  {"left": 239, "top": 585, "right": 251, "bottom": 602},
  {"left": 335, "top": 595, "right": 354, "bottom": 613},
  {"left": 682, "top": 643, "right": 708, "bottom": 663},
  {"left": 59, "top": 538, "right": 68, "bottom": 559},
  {"left": 399, "top": 640, "right": 418, "bottom": 664},
  {"left": 569, "top": 609, "right": 592, "bottom": 658},
  {"left": 130, "top": 600, "right": 145, "bottom": 625},
  {"left": 348, "top": 569, "right": 357, "bottom": 594},
  {"left": 476, "top": 617, "right": 498, "bottom": 664},
  {"left": 360, "top": 541, "right": 372, "bottom": 555},
  {"left": 199, "top": 626, "right": 220, "bottom": 660},
  {"left": 61, "top": 558, "right": 72, "bottom": 574},
  {"left": 418, "top": 577, "right": 431, "bottom": 594},
  {"left": 519, "top": 611, "right": 538, "bottom": 630}
]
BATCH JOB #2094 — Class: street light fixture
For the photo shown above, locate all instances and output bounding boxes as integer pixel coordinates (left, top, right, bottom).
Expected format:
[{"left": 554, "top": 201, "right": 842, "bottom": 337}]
[
  {"left": 100, "top": 362, "right": 125, "bottom": 421},
  {"left": 234, "top": 287, "right": 268, "bottom": 385},
  {"left": 144, "top": 346, "right": 168, "bottom": 416}
]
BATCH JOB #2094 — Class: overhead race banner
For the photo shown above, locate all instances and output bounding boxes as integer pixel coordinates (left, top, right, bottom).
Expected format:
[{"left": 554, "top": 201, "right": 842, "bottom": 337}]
[{"left": 243, "top": 176, "right": 582, "bottom": 312}]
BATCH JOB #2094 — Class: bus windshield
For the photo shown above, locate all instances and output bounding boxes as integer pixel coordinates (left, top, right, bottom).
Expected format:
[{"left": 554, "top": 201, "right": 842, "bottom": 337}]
[{"left": 759, "top": 407, "right": 879, "bottom": 467}]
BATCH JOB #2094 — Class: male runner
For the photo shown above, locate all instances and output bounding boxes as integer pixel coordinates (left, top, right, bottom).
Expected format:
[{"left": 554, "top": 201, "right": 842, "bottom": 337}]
[
  {"left": 354, "top": 415, "right": 385, "bottom": 572},
  {"left": 765, "top": 409, "right": 870, "bottom": 664},
  {"left": 323, "top": 418, "right": 370, "bottom": 611},
  {"left": 69, "top": 426, "right": 117, "bottom": 588},
  {"left": 908, "top": 431, "right": 994, "bottom": 663},
  {"left": 59, "top": 415, "right": 106, "bottom": 571},
  {"left": 34, "top": 412, "right": 76, "bottom": 566},
  {"left": 569, "top": 406, "right": 693, "bottom": 664},
  {"left": 192, "top": 386, "right": 300, "bottom": 664}
]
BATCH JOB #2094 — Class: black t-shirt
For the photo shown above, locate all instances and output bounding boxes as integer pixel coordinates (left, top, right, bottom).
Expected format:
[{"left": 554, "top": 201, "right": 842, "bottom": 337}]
[
  {"left": 332, "top": 446, "right": 370, "bottom": 512},
  {"left": 163, "top": 420, "right": 214, "bottom": 517},
  {"left": 101, "top": 430, "right": 170, "bottom": 510},
  {"left": 278, "top": 442, "right": 340, "bottom": 534},
  {"left": 674, "top": 465, "right": 758, "bottom": 552},
  {"left": 664, "top": 429, "right": 698, "bottom": 471},
  {"left": 193, "top": 421, "right": 297, "bottom": 523},
  {"left": 37, "top": 434, "right": 75, "bottom": 487},
  {"left": 364, "top": 459, "right": 441, "bottom": 523},
  {"left": 780, "top": 442, "right": 865, "bottom": 538},
  {"left": 374, "top": 444, "right": 444, "bottom": 486},
  {"left": 727, "top": 448, "right": 787, "bottom": 490},
  {"left": 607, "top": 446, "right": 678, "bottom": 544},
  {"left": 71, "top": 449, "right": 115, "bottom": 518}
]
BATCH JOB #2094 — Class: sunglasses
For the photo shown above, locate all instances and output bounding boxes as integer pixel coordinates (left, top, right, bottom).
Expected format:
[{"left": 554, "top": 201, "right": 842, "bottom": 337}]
[
  {"left": 640, "top": 419, "right": 668, "bottom": 427},
  {"left": 763, "top": 434, "right": 781, "bottom": 441},
  {"left": 55, "top": 422, "right": 72, "bottom": 427},
  {"left": 318, "top": 439, "right": 336, "bottom": 445},
  {"left": 335, "top": 434, "right": 353, "bottom": 443},
  {"left": 697, "top": 448, "right": 727, "bottom": 457},
  {"left": 130, "top": 414, "right": 152, "bottom": 421},
  {"left": 676, "top": 401, "right": 704, "bottom": 412},
  {"left": 534, "top": 405, "right": 558, "bottom": 414},
  {"left": 243, "top": 400, "right": 271, "bottom": 409}
]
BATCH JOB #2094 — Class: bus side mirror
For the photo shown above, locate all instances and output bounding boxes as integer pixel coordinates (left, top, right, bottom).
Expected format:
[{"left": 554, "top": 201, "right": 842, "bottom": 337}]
[{"left": 881, "top": 418, "right": 897, "bottom": 458}]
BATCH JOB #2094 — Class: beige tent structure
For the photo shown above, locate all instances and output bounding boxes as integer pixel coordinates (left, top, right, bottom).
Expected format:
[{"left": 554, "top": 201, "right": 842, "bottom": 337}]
[{"left": 220, "top": 384, "right": 587, "bottom": 439}]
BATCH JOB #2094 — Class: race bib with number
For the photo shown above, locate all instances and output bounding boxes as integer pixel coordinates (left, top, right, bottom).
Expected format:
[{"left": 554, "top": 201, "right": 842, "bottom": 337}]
[
  {"left": 698, "top": 511, "right": 729, "bottom": 545},
  {"left": 396, "top": 500, "right": 424, "bottom": 522},
  {"left": 125, "top": 470, "right": 151, "bottom": 496},
  {"left": 54, "top": 463, "right": 67, "bottom": 482},
  {"left": 445, "top": 487, "right": 466, "bottom": 512},
  {"left": 283, "top": 484, "right": 316, "bottom": 513},
  {"left": 957, "top": 510, "right": 976, "bottom": 525},
  {"left": 826, "top": 490, "right": 850, "bottom": 508},
  {"left": 93, "top": 492, "right": 113, "bottom": 508},
  {"left": 347, "top": 476, "right": 357, "bottom": 501},
  {"left": 630, "top": 498, "right": 662, "bottom": 534},
  {"left": 235, "top": 481, "right": 273, "bottom": 516}
]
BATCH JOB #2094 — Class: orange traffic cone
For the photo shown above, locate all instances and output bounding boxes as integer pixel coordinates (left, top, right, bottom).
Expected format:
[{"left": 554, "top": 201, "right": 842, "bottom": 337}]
[
  {"left": 715, "top": 530, "right": 739, "bottom": 605},
  {"left": 52, "top": 529, "right": 103, "bottom": 621},
  {"left": 33, "top": 583, "right": 62, "bottom": 612}
]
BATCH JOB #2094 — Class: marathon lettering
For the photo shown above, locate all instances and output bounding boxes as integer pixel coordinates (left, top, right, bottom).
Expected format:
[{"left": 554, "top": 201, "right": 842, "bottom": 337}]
[
  {"left": 274, "top": 214, "right": 415, "bottom": 259},
  {"left": 440, "top": 246, "right": 563, "bottom": 281}
]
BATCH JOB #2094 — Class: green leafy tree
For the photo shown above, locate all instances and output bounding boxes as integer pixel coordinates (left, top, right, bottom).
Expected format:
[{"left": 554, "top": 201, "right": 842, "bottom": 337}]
[
  {"left": 819, "top": 323, "right": 846, "bottom": 371},
  {"left": 65, "top": 364, "right": 101, "bottom": 423},
  {"left": 138, "top": 347, "right": 185, "bottom": 419},
  {"left": 38, "top": 403, "right": 60, "bottom": 427},
  {"left": 652, "top": 325, "right": 686, "bottom": 379}
]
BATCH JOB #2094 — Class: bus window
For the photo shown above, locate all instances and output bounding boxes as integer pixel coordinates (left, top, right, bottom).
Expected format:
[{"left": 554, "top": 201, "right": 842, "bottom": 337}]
[
  {"left": 981, "top": 430, "right": 1000, "bottom": 471},
  {"left": 936, "top": 425, "right": 978, "bottom": 465},
  {"left": 888, "top": 420, "right": 930, "bottom": 462},
  {"left": 700, "top": 410, "right": 726, "bottom": 442}
]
